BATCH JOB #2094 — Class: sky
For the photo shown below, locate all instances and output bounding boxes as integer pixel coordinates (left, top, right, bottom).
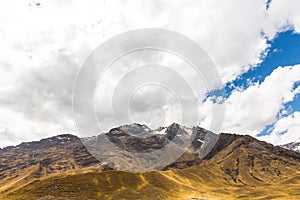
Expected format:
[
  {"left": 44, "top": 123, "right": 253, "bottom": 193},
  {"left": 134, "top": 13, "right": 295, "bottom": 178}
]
[{"left": 0, "top": 0, "right": 300, "bottom": 147}]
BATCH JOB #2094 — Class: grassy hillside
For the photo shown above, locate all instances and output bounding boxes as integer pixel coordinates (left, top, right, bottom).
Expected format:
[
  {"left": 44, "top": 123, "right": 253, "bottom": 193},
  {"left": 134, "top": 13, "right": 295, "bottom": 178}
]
[{"left": 2, "top": 166, "right": 300, "bottom": 200}]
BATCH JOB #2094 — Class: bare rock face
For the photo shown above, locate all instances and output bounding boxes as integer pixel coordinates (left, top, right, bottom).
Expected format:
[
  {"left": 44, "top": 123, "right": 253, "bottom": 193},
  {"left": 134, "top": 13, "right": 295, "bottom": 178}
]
[
  {"left": 105, "top": 123, "right": 219, "bottom": 155},
  {"left": 82, "top": 123, "right": 219, "bottom": 171}
]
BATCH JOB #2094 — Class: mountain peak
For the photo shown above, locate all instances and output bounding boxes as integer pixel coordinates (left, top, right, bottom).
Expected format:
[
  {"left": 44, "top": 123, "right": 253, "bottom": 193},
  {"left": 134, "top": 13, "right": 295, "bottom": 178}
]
[{"left": 280, "top": 138, "right": 300, "bottom": 153}]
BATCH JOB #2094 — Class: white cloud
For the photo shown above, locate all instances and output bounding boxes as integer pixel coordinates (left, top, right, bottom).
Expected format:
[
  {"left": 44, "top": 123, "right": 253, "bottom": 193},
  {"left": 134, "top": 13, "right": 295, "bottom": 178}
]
[
  {"left": 259, "top": 112, "right": 300, "bottom": 145},
  {"left": 0, "top": 0, "right": 300, "bottom": 147},
  {"left": 0, "top": 107, "right": 75, "bottom": 147},
  {"left": 264, "top": 0, "right": 300, "bottom": 37},
  {"left": 109, "top": 0, "right": 270, "bottom": 83},
  {"left": 199, "top": 65, "right": 300, "bottom": 139}
]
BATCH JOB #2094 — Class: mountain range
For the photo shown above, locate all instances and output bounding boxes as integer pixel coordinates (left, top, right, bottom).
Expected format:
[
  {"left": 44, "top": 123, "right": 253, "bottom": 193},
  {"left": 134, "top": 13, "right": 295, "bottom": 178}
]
[
  {"left": 0, "top": 123, "right": 300, "bottom": 200},
  {"left": 280, "top": 138, "right": 300, "bottom": 153}
]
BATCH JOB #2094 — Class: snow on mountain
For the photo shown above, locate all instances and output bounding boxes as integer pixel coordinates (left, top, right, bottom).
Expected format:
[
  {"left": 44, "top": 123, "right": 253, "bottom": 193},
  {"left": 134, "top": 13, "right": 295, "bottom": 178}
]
[{"left": 280, "top": 138, "right": 300, "bottom": 153}]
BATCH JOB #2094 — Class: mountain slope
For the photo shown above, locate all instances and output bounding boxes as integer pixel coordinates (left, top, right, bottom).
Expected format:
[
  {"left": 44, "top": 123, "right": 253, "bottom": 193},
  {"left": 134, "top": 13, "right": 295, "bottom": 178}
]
[
  {"left": 0, "top": 134, "right": 107, "bottom": 195},
  {"left": 203, "top": 134, "right": 300, "bottom": 185},
  {"left": 1, "top": 124, "right": 300, "bottom": 200},
  {"left": 4, "top": 168, "right": 300, "bottom": 200}
]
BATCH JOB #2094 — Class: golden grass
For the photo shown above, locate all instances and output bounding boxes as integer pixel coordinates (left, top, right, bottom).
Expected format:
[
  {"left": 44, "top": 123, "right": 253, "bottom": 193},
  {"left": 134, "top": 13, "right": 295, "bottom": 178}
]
[{"left": 2, "top": 165, "right": 300, "bottom": 200}]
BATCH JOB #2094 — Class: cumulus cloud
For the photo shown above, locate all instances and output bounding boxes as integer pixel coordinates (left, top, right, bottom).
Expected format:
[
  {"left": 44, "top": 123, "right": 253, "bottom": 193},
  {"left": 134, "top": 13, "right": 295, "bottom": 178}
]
[
  {"left": 259, "top": 112, "right": 300, "bottom": 145},
  {"left": 0, "top": 0, "right": 300, "bottom": 147},
  {"left": 264, "top": 0, "right": 300, "bottom": 37},
  {"left": 110, "top": 0, "right": 270, "bottom": 83},
  {"left": 199, "top": 65, "right": 300, "bottom": 139}
]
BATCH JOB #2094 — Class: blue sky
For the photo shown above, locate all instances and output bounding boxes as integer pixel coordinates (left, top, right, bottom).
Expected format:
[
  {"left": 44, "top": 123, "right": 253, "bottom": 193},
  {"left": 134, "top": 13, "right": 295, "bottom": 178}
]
[
  {"left": 225, "top": 30, "right": 300, "bottom": 96},
  {"left": 225, "top": 30, "right": 300, "bottom": 138}
]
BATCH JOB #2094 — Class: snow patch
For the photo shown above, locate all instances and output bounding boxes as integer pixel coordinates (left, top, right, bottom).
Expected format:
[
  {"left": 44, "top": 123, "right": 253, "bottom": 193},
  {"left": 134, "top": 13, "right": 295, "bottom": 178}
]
[
  {"left": 294, "top": 138, "right": 300, "bottom": 143},
  {"left": 154, "top": 128, "right": 167, "bottom": 135},
  {"left": 197, "top": 139, "right": 204, "bottom": 143}
]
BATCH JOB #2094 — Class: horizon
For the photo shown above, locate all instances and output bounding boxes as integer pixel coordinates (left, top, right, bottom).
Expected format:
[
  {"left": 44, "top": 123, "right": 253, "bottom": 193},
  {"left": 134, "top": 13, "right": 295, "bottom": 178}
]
[{"left": 1, "top": 122, "right": 299, "bottom": 149}]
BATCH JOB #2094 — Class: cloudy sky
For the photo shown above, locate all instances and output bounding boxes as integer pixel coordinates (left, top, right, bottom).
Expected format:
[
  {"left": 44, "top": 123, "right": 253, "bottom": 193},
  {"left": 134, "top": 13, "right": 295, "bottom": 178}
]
[{"left": 0, "top": 0, "right": 300, "bottom": 147}]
